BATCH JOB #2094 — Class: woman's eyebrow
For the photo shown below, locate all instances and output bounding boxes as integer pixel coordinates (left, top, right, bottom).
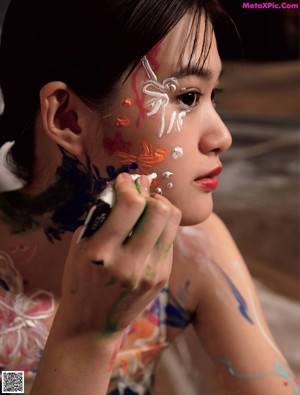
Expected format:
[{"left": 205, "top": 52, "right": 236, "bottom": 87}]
[{"left": 172, "top": 64, "right": 223, "bottom": 81}]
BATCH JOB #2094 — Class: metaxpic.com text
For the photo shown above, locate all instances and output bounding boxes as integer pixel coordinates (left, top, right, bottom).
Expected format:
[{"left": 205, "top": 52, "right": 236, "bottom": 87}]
[{"left": 242, "top": 2, "right": 298, "bottom": 8}]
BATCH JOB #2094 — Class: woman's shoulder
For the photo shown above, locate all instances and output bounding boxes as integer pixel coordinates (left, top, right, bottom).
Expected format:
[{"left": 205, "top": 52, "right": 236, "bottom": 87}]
[
  {"left": 170, "top": 213, "right": 248, "bottom": 313},
  {"left": 174, "top": 212, "right": 242, "bottom": 264}
]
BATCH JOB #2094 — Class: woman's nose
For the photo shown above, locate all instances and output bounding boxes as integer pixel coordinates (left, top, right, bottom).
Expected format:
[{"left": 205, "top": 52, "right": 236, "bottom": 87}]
[{"left": 199, "top": 109, "right": 232, "bottom": 155}]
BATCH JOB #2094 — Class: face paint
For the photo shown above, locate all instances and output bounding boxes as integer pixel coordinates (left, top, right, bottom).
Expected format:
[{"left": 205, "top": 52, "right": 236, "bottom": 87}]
[
  {"left": 172, "top": 146, "right": 184, "bottom": 160},
  {"left": 162, "top": 171, "right": 174, "bottom": 179},
  {"left": 167, "top": 183, "right": 173, "bottom": 189},
  {"left": 115, "top": 116, "right": 130, "bottom": 127},
  {"left": 115, "top": 139, "right": 168, "bottom": 174},
  {"left": 122, "top": 98, "right": 132, "bottom": 107},
  {"left": 131, "top": 42, "right": 162, "bottom": 128},
  {"left": 141, "top": 56, "right": 190, "bottom": 138},
  {"left": 155, "top": 188, "right": 162, "bottom": 195}
]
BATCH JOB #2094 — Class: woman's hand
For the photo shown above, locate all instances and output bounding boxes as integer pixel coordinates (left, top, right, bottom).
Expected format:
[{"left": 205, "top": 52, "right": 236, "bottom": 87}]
[{"left": 58, "top": 172, "right": 182, "bottom": 338}]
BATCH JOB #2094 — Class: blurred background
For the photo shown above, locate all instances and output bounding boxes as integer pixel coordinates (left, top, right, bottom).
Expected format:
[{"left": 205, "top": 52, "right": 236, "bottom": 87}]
[{"left": 0, "top": 0, "right": 299, "bottom": 393}]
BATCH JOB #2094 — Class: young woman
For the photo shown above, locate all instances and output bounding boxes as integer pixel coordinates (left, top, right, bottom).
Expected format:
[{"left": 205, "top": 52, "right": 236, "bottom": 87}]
[{"left": 0, "top": 1, "right": 298, "bottom": 394}]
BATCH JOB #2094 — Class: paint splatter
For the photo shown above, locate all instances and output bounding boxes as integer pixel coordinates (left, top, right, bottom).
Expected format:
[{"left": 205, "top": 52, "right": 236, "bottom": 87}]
[
  {"left": 162, "top": 171, "right": 174, "bottom": 179},
  {"left": 172, "top": 147, "right": 184, "bottom": 160},
  {"left": 115, "top": 116, "right": 130, "bottom": 127}
]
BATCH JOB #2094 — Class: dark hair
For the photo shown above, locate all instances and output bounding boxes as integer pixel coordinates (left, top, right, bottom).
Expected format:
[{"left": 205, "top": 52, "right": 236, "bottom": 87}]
[{"left": 0, "top": 0, "right": 223, "bottom": 181}]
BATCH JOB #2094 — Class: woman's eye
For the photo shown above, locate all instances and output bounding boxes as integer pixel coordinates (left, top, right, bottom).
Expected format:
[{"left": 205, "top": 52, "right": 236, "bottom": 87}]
[{"left": 177, "top": 91, "right": 201, "bottom": 108}]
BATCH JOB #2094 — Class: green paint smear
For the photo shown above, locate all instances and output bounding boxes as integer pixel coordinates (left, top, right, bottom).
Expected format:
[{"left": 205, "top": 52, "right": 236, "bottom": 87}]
[
  {"left": 103, "top": 288, "right": 132, "bottom": 337},
  {"left": 105, "top": 276, "right": 118, "bottom": 286},
  {"left": 146, "top": 264, "right": 156, "bottom": 278}
]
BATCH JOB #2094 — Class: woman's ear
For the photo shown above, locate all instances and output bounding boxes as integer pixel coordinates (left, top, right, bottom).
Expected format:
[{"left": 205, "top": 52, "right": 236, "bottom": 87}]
[{"left": 39, "top": 82, "right": 91, "bottom": 155}]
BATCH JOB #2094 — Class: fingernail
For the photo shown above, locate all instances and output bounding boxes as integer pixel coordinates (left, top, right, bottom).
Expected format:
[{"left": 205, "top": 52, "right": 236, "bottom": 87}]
[{"left": 118, "top": 172, "right": 131, "bottom": 181}]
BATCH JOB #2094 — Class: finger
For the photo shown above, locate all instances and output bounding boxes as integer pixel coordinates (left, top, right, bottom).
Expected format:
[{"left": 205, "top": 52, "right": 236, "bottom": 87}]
[
  {"left": 151, "top": 194, "right": 182, "bottom": 254},
  {"left": 135, "top": 175, "right": 151, "bottom": 198},
  {"left": 124, "top": 194, "right": 180, "bottom": 257},
  {"left": 86, "top": 172, "right": 146, "bottom": 249}
]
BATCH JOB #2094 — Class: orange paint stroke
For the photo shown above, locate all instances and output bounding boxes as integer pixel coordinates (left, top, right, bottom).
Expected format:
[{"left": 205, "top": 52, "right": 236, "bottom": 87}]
[
  {"left": 116, "top": 139, "right": 168, "bottom": 174},
  {"left": 122, "top": 98, "right": 132, "bottom": 107},
  {"left": 115, "top": 116, "right": 130, "bottom": 127}
]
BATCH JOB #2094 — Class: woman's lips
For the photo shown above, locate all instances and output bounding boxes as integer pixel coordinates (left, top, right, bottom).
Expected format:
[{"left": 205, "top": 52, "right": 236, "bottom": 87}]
[{"left": 194, "top": 166, "right": 223, "bottom": 191}]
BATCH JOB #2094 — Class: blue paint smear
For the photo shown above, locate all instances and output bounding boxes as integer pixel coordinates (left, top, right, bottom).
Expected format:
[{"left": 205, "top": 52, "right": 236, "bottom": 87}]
[
  {"left": 0, "top": 148, "right": 139, "bottom": 243},
  {"left": 165, "top": 291, "right": 194, "bottom": 329},
  {"left": 219, "top": 268, "right": 254, "bottom": 325}
]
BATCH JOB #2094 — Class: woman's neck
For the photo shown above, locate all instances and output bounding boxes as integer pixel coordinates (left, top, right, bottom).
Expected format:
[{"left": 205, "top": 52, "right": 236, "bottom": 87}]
[{"left": 0, "top": 149, "right": 105, "bottom": 242}]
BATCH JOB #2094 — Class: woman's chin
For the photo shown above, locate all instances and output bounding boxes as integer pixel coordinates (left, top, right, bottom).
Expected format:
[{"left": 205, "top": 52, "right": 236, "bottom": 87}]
[{"left": 178, "top": 200, "right": 214, "bottom": 227}]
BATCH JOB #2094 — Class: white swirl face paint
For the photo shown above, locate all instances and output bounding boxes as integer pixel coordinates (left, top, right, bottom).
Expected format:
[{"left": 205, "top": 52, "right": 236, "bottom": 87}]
[
  {"left": 142, "top": 56, "right": 189, "bottom": 138},
  {"left": 172, "top": 147, "right": 184, "bottom": 160}
]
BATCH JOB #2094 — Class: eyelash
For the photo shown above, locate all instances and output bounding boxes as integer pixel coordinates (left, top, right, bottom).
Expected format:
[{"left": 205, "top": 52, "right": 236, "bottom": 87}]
[
  {"left": 176, "top": 88, "right": 223, "bottom": 109},
  {"left": 176, "top": 90, "right": 202, "bottom": 109}
]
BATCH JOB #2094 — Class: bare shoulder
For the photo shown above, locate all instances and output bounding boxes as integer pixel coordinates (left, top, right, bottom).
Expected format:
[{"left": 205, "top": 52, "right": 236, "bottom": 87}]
[
  {"left": 174, "top": 212, "right": 245, "bottom": 273},
  {"left": 168, "top": 213, "right": 243, "bottom": 316},
  {"left": 196, "top": 212, "right": 241, "bottom": 254}
]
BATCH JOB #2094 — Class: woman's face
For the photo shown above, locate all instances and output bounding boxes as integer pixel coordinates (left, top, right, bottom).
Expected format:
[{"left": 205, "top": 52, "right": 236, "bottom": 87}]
[{"left": 94, "top": 13, "right": 232, "bottom": 225}]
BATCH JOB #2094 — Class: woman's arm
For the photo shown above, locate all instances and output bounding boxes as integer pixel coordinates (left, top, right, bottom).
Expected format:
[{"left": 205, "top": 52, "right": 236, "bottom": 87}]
[
  {"left": 191, "top": 213, "right": 299, "bottom": 395},
  {"left": 30, "top": 173, "right": 182, "bottom": 395}
]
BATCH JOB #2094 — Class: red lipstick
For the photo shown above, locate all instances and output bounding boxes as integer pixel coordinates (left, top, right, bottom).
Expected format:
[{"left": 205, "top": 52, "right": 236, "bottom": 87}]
[{"left": 194, "top": 166, "right": 223, "bottom": 191}]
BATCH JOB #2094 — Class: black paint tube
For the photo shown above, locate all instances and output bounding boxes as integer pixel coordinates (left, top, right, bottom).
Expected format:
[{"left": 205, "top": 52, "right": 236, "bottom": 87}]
[{"left": 77, "top": 173, "right": 157, "bottom": 242}]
